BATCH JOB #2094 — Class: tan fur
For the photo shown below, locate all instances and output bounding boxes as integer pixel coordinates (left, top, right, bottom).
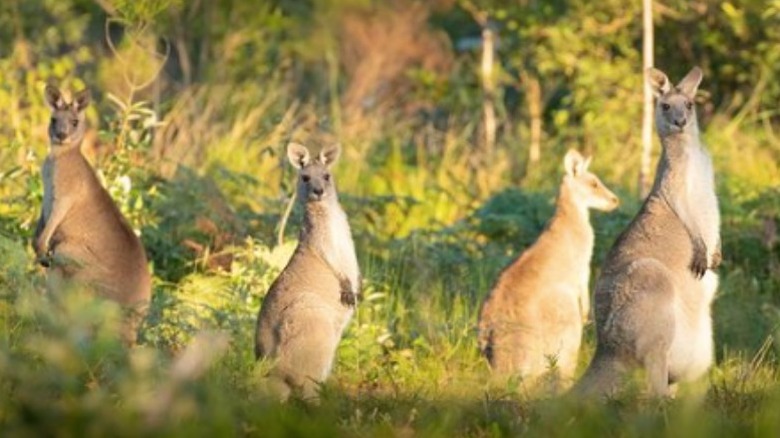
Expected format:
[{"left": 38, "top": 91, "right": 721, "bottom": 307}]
[
  {"left": 574, "top": 67, "right": 720, "bottom": 397},
  {"left": 35, "top": 85, "right": 152, "bottom": 345},
  {"left": 478, "top": 150, "right": 619, "bottom": 385},
  {"left": 255, "top": 142, "right": 359, "bottom": 402}
]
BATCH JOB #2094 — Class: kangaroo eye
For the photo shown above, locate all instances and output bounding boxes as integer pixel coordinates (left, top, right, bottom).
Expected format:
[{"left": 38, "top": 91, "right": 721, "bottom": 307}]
[
  {"left": 591, "top": 181, "right": 598, "bottom": 189},
  {"left": 302, "top": 175, "right": 310, "bottom": 183},
  {"left": 50, "top": 117, "right": 56, "bottom": 124},
  {"left": 71, "top": 120, "right": 78, "bottom": 127},
  {"left": 686, "top": 101, "right": 693, "bottom": 110},
  {"left": 324, "top": 174, "right": 330, "bottom": 182},
  {"left": 661, "top": 103, "right": 671, "bottom": 111}
]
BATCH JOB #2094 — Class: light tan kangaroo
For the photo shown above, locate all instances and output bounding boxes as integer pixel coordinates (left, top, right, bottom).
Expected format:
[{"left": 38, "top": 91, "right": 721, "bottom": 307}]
[
  {"left": 478, "top": 150, "right": 619, "bottom": 384},
  {"left": 574, "top": 67, "right": 721, "bottom": 397},
  {"left": 34, "top": 85, "right": 152, "bottom": 345},
  {"left": 255, "top": 142, "right": 360, "bottom": 401}
]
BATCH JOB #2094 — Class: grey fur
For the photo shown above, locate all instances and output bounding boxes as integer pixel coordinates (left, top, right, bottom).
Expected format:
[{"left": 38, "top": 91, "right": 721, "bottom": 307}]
[
  {"left": 574, "top": 67, "right": 720, "bottom": 397},
  {"left": 255, "top": 142, "right": 360, "bottom": 401}
]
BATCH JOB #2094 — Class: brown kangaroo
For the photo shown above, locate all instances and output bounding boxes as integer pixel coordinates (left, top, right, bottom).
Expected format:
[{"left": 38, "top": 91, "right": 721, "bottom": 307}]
[
  {"left": 35, "top": 85, "right": 152, "bottom": 345},
  {"left": 478, "top": 150, "right": 619, "bottom": 385}
]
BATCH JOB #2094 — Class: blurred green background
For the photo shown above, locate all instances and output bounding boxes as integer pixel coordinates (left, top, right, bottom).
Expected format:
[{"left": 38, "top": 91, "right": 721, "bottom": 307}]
[{"left": 0, "top": 0, "right": 779, "bottom": 435}]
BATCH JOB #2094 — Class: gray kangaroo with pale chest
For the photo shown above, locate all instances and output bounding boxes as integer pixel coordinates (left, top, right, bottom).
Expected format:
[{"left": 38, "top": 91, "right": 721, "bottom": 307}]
[
  {"left": 478, "top": 150, "right": 619, "bottom": 384},
  {"left": 255, "top": 142, "right": 360, "bottom": 401},
  {"left": 35, "top": 85, "right": 152, "bottom": 345},
  {"left": 574, "top": 67, "right": 721, "bottom": 397}
]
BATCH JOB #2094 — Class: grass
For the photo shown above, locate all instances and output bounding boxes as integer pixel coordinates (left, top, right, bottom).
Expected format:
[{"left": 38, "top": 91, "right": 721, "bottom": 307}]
[
  {"left": 2, "top": 1, "right": 779, "bottom": 434},
  {"left": 1, "top": 207, "right": 779, "bottom": 437},
  {"left": 1, "top": 126, "right": 777, "bottom": 436}
]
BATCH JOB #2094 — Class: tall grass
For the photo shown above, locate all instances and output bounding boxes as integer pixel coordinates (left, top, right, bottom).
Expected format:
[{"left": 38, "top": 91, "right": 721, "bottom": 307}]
[{"left": 1, "top": 1, "right": 779, "bottom": 435}]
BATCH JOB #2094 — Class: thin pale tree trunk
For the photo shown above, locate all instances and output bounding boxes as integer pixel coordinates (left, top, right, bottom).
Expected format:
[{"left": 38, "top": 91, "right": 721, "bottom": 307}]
[
  {"left": 639, "top": 0, "right": 654, "bottom": 198},
  {"left": 481, "top": 26, "right": 496, "bottom": 158},
  {"left": 524, "top": 73, "right": 542, "bottom": 167}
]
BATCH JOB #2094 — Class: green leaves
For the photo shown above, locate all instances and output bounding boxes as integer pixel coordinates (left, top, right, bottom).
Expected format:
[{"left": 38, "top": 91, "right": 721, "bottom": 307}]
[{"left": 113, "top": 0, "right": 182, "bottom": 27}]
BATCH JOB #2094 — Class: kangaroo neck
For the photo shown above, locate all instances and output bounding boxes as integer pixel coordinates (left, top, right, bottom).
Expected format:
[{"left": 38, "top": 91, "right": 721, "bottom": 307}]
[
  {"left": 300, "top": 198, "right": 348, "bottom": 246},
  {"left": 548, "top": 184, "right": 593, "bottom": 248},
  {"left": 650, "top": 129, "right": 701, "bottom": 195},
  {"left": 48, "top": 142, "right": 83, "bottom": 160}
]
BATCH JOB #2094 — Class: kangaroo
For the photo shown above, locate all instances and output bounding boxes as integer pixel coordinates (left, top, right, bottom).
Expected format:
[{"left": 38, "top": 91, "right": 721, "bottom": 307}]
[
  {"left": 35, "top": 85, "right": 152, "bottom": 345},
  {"left": 478, "top": 150, "right": 619, "bottom": 385},
  {"left": 574, "top": 66, "right": 721, "bottom": 397},
  {"left": 255, "top": 142, "right": 360, "bottom": 402}
]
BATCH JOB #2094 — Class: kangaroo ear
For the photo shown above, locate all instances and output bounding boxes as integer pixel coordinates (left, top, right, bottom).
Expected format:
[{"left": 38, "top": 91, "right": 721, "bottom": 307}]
[
  {"left": 73, "top": 89, "right": 91, "bottom": 112},
  {"left": 287, "top": 142, "right": 310, "bottom": 169},
  {"left": 676, "top": 66, "right": 703, "bottom": 98},
  {"left": 319, "top": 144, "right": 341, "bottom": 167},
  {"left": 646, "top": 68, "right": 671, "bottom": 98},
  {"left": 582, "top": 156, "right": 592, "bottom": 172},
  {"left": 44, "top": 85, "right": 65, "bottom": 110},
  {"left": 564, "top": 149, "right": 586, "bottom": 177}
]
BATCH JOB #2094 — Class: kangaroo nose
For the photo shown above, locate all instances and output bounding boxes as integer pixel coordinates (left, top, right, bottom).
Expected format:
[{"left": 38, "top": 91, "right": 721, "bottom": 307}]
[
  {"left": 612, "top": 195, "right": 620, "bottom": 206},
  {"left": 674, "top": 118, "right": 686, "bottom": 128},
  {"left": 312, "top": 187, "right": 324, "bottom": 197},
  {"left": 55, "top": 131, "right": 67, "bottom": 141}
]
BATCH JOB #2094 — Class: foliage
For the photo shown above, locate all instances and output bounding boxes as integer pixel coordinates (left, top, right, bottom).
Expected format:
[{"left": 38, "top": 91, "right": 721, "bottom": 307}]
[{"left": 0, "top": 0, "right": 778, "bottom": 435}]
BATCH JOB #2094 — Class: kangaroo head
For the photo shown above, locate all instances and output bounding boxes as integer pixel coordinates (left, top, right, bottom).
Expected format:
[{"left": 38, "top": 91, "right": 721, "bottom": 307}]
[
  {"left": 563, "top": 149, "right": 619, "bottom": 212},
  {"left": 44, "top": 85, "right": 90, "bottom": 147},
  {"left": 287, "top": 142, "right": 340, "bottom": 203},
  {"left": 647, "top": 66, "right": 702, "bottom": 137}
]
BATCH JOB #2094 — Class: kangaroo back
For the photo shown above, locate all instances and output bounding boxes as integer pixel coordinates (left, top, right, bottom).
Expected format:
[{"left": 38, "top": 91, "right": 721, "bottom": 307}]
[{"left": 478, "top": 150, "right": 618, "bottom": 384}]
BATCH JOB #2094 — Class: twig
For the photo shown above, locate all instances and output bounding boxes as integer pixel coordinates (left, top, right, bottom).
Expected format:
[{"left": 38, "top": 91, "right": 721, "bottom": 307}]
[
  {"left": 105, "top": 17, "right": 171, "bottom": 93},
  {"left": 277, "top": 190, "right": 297, "bottom": 247}
]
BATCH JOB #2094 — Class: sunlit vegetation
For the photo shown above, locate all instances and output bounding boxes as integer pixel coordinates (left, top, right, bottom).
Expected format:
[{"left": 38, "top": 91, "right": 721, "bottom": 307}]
[{"left": 0, "top": 0, "right": 779, "bottom": 435}]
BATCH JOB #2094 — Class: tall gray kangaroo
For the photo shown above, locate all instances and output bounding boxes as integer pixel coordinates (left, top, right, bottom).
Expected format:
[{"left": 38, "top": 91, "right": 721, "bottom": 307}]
[
  {"left": 255, "top": 142, "right": 360, "bottom": 401},
  {"left": 35, "top": 85, "right": 152, "bottom": 345},
  {"left": 574, "top": 67, "right": 721, "bottom": 397},
  {"left": 478, "top": 150, "right": 619, "bottom": 385}
]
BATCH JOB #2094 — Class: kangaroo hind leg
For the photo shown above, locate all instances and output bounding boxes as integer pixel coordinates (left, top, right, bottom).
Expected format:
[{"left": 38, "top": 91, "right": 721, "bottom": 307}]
[
  {"left": 624, "top": 259, "right": 676, "bottom": 397},
  {"left": 274, "top": 307, "right": 341, "bottom": 402}
]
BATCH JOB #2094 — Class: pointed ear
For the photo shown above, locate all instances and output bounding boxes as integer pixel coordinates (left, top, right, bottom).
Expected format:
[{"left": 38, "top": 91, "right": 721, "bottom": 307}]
[
  {"left": 676, "top": 66, "right": 703, "bottom": 98},
  {"left": 44, "top": 85, "right": 65, "bottom": 109},
  {"left": 564, "top": 149, "right": 586, "bottom": 177},
  {"left": 287, "top": 142, "right": 310, "bottom": 169},
  {"left": 319, "top": 144, "right": 341, "bottom": 167},
  {"left": 646, "top": 68, "right": 671, "bottom": 98},
  {"left": 73, "top": 89, "right": 91, "bottom": 112}
]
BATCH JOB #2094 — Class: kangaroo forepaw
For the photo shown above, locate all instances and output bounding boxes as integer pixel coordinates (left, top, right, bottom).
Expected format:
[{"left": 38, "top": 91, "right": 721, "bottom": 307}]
[
  {"left": 710, "top": 248, "right": 722, "bottom": 270},
  {"left": 340, "top": 289, "right": 356, "bottom": 307},
  {"left": 339, "top": 278, "right": 357, "bottom": 307},
  {"left": 36, "top": 253, "right": 52, "bottom": 268},
  {"left": 689, "top": 238, "right": 708, "bottom": 279}
]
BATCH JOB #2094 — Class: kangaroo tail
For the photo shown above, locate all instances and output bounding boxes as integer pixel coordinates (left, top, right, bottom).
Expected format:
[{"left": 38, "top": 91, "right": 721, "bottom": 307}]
[
  {"left": 477, "top": 323, "right": 493, "bottom": 361},
  {"left": 571, "top": 353, "right": 624, "bottom": 398}
]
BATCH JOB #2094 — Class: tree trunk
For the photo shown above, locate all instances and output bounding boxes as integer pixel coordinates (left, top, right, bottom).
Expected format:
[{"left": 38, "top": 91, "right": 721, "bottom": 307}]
[
  {"left": 523, "top": 72, "right": 542, "bottom": 167},
  {"left": 481, "top": 26, "right": 496, "bottom": 158},
  {"left": 639, "top": 0, "right": 654, "bottom": 198}
]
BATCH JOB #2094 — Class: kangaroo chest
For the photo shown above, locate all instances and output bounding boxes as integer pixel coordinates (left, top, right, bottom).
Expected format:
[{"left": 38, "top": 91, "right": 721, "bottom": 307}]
[
  {"left": 683, "top": 147, "right": 720, "bottom": 251},
  {"left": 308, "top": 206, "right": 360, "bottom": 292},
  {"left": 324, "top": 210, "right": 360, "bottom": 289}
]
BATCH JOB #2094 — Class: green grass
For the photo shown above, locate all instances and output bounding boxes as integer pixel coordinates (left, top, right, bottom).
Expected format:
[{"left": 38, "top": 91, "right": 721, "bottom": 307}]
[
  {"left": 1, "top": 208, "right": 780, "bottom": 437},
  {"left": 2, "top": 1, "right": 779, "bottom": 434}
]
